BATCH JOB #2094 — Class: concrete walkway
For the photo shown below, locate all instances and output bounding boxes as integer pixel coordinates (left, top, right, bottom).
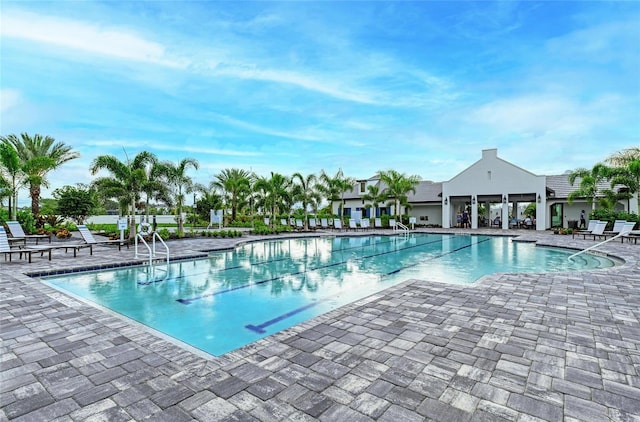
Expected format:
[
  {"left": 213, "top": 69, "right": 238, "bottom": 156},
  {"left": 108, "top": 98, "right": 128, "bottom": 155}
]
[{"left": 1, "top": 229, "right": 639, "bottom": 421}]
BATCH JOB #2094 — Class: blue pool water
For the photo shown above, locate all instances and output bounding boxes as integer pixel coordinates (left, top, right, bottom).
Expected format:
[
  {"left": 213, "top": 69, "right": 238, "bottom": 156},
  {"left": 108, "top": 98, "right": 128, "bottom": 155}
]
[{"left": 44, "top": 234, "right": 616, "bottom": 356}]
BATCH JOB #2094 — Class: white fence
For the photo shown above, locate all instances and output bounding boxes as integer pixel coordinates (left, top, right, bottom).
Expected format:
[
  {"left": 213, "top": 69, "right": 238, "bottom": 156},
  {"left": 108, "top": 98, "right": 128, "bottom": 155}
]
[{"left": 86, "top": 214, "right": 186, "bottom": 225}]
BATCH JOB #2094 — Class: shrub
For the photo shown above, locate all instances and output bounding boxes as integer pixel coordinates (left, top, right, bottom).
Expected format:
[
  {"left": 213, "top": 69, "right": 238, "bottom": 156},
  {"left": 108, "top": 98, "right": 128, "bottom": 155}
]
[
  {"left": 591, "top": 209, "right": 639, "bottom": 230},
  {"left": 157, "top": 228, "right": 170, "bottom": 240},
  {"left": 17, "top": 210, "right": 36, "bottom": 234}
]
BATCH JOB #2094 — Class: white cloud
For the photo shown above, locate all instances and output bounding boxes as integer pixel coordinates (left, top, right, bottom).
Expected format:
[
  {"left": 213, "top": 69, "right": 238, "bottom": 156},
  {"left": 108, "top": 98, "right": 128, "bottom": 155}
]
[
  {"left": 0, "top": 89, "right": 22, "bottom": 113},
  {"left": 212, "top": 64, "right": 379, "bottom": 105},
  {"left": 210, "top": 113, "right": 336, "bottom": 143},
  {"left": 466, "top": 95, "right": 609, "bottom": 136},
  {"left": 1, "top": 10, "right": 187, "bottom": 68},
  {"left": 83, "top": 140, "right": 262, "bottom": 157}
]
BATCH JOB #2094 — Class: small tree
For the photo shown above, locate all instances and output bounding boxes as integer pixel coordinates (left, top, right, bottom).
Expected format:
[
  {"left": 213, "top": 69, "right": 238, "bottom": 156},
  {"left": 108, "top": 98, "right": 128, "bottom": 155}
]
[{"left": 53, "top": 184, "right": 98, "bottom": 225}]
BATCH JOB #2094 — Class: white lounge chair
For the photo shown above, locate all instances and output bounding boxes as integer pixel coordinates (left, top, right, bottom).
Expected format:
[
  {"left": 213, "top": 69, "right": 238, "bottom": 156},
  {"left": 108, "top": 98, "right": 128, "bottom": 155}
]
[
  {"left": 349, "top": 219, "right": 358, "bottom": 231},
  {"left": 309, "top": 218, "right": 317, "bottom": 230},
  {"left": 263, "top": 217, "right": 270, "bottom": 226},
  {"left": 6, "top": 221, "right": 51, "bottom": 244},
  {"left": 77, "top": 225, "right": 129, "bottom": 250},
  {"left": 295, "top": 219, "right": 304, "bottom": 231},
  {"left": 389, "top": 219, "right": 397, "bottom": 230},
  {"left": 333, "top": 219, "right": 343, "bottom": 231},
  {"left": 374, "top": 218, "right": 382, "bottom": 229},
  {"left": 0, "top": 227, "right": 48, "bottom": 262},
  {"left": 580, "top": 221, "right": 608, "bottom": 240},
  {"left": 599, "top": 221, "right": 636, "bottom": 240},
  {"left": 605, "top": 220, "right": 627, "bottom": 235},
  {"left": 361, "top": 219, "right": 370, "bottom": 230},
  {"left": 320, "top": 218, "right": 329, "bottom": 230},
  {"left": 573, "top": 220, "right": 599, "bottom": 238},
  {"left": 0, "top": 227, "right": 90, "bottom": 262}
]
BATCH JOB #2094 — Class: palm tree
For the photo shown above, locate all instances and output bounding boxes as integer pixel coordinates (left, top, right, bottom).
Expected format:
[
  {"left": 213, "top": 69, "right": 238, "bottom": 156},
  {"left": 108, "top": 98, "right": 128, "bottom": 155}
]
[
  {"left": 377, "top": 169, "right": 421, "bottom": 220},
  {"left": 162, "top": 158, "right": 199, "bottom": 234},
  {"left": 1, "top": 133, "right": 79, "bottom": 219},
  {"left": 292, "top": 172, "right": 320, "bottom": 230},
  {"left": 141, "top": 159, "right": 171, "bottom": 222},
  {"left": 254, "top": 172, "right": 293, "bottom": 225},
  {"left": 212, "top": 168, "right": 252, "bottom": 223},
  {"left": 567, "top": 163, "right": 611, "bottom": 209},
  {"left": 362, "top": 184, "right": 387, "bottom": 218},
  {"left": 319, "top": 168, "right": 354, "bottom": 224},
  {"left": 607, "top": 159, "right": 640, "bottom": 211},
  {"left": 605, "top": 147, "right": 640, "bottom": 167},
  {"left": 90, "top": 151, "right": 156, "bottom": 238},
  {"left": 0, "top": 143, "right": 27, "bottom": 220},
  {"left": 193, "top": 183, "right": 224, "bottom": 223}
]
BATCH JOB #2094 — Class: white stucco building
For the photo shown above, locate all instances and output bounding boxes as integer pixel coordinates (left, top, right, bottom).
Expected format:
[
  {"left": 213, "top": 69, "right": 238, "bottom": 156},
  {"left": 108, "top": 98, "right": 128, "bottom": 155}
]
[{"left": 334, "top": 148, "right": 637, "bottom": 231}]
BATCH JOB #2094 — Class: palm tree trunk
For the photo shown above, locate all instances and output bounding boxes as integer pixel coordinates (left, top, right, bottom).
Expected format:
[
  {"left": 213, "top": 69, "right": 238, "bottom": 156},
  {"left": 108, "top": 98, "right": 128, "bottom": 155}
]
[
  {"left": 30, "top": 184, "right": 41, "bottom": 218},
  {"left": 130, "top": 198, "right": 136, "bottom": 240}
]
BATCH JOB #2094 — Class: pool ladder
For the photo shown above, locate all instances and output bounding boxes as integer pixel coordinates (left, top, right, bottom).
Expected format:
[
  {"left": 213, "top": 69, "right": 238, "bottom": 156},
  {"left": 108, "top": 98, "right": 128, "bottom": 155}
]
[{"left": 135, "top": 232, "right": 170, "bottom": 267}]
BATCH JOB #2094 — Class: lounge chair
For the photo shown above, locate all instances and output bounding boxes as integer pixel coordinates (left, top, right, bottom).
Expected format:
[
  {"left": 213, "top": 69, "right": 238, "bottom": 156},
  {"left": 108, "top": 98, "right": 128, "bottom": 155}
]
[
  {"left": 349, "top": 219, "right": 359, "bottom": 231},
  {"left": 5, "top": 221, "right": 51, "bottom": 244},
  {"left": 573, "top": 220, "right": 599, "bottom": 238},
  {"left": 0, "top": 227, "right": 90, "bottom": 263},
  {"left": 295, "top": 219, "right": 304, "bottom": 231},
  {"left": 1, "top": 227, "right": 47, "bottom": 263},
  {"left": 604, "top": 220, "right": 627, "bottom": 235},
  {"left": 333, "top": 219, "right": 343, "bottom": 231},
  {"left": 389, "top": 219, "right": 396, "bottom": 230},
  {"left": 77, "top": 225, "right": 129, "bottom": 250},
  {"left": 621, "top": 224, "right": 640, "bottom": 243},
  {"left": 264, "top": 217, "right": 270, "bottom": 226},
  {"left": 309, "top": 218, "right": 318, "bottom": 231},
  {"left": 600, "top": 221, "right": 636, "bottom": 240},
  {"left": 280, "top": 219, "right": 288, "bottom": 227},
  {"left": 581, "top": 221, "right": 608, "bottom": 240},
  {"left": 361, "top": 219, "right": 370, "bottom": 230},
  {"left": 320, "top": 218, "right": 329, "bottom": 230},
  {"left": 374, "top": 218, "right": 382, "bottom": 229}
]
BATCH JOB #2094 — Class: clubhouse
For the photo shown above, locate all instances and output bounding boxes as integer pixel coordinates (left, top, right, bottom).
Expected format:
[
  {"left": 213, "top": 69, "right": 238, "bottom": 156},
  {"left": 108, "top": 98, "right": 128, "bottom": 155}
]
[{"left": 335, "top": 149, "right": 638, "bottom": 231}]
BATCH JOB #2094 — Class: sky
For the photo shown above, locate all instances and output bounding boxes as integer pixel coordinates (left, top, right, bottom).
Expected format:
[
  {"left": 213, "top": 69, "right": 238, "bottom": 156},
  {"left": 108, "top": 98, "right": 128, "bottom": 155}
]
[{"left": 1, "top": 1, "right": 639, "bottom": 205}]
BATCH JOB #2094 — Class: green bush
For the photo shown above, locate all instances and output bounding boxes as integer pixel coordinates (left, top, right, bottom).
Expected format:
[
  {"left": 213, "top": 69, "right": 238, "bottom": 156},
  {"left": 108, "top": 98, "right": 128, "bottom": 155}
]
[
  {"left": 17, "top": 210, "right": 36, "bottom": 234},
  {"left": 590, "top": 209, "right": 639, "bottom": 230},
  {"left": 156, "top": 228, "right": 170, "bottom": 240}
]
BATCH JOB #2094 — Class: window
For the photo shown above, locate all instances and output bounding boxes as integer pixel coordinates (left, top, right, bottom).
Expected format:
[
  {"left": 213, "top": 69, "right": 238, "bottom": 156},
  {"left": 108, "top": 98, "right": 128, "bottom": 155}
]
[{"left": 360, "top": 181, "right": 366, "bottom": 193}]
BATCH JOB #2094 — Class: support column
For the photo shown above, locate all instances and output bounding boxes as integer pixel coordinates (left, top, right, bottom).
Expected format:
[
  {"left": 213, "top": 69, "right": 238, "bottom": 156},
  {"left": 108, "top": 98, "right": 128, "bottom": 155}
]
[
  {"left": 471, "top": 196, "right": 478, "bottom": 229},
  {"left": 502, "top": 195, "right": 509, "bottom": 230}
]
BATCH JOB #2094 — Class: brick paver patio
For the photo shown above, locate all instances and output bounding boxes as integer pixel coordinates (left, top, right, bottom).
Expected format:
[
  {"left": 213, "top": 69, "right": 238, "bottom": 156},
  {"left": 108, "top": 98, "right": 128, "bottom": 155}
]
[{"left": 1, "top": 229, "right": 639, "bottom": 421}]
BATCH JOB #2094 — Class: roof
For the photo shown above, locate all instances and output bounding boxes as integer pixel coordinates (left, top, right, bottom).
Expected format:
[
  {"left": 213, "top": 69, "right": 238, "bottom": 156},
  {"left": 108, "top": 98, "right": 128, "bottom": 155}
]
[
  {"left": 342, "top": 180, "right": 442, "bottom": 202},
  {"left": 545, "top": 174, "right": 623, "bottom": 199}
]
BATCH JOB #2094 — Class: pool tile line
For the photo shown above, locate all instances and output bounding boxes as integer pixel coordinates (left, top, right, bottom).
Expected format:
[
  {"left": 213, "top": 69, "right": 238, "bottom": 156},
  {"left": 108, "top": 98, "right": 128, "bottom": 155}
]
[{"left": 245, "top": 298, "right": 330, "bottom": 334}]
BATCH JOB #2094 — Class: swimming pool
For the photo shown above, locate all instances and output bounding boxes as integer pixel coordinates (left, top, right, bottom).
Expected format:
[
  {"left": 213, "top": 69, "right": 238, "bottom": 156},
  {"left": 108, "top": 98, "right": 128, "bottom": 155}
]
[{"left": 43, "top": 234, "right": 616, "bottom": 356}]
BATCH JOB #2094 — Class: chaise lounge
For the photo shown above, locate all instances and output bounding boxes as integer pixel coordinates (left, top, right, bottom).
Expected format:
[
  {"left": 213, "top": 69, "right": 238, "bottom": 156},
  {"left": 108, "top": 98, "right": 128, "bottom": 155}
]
[{"left": 6, "top": 221, "right": 51, "bottom": 244}]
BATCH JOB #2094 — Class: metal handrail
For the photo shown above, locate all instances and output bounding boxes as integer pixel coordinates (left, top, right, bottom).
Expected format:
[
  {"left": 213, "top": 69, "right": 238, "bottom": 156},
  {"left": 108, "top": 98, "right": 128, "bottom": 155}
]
[
  {"left": 135, "top": 232, "right": 170, "bottom": 266},
  {"left": 152, "top": 232, "right": 170, "bottom": 265}
]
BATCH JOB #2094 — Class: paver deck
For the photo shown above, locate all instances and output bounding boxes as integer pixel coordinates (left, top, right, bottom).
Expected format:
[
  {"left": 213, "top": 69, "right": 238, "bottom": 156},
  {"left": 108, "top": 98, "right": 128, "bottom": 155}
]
[{"left": 1, "top": 229, "right": 639, "bottom": 421}]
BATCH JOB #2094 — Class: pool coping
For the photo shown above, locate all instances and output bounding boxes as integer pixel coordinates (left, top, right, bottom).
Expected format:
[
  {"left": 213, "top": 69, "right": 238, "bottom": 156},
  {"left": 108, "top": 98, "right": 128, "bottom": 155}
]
[{"left": 17, "top": 230, "right": 636, "bottom": 366}]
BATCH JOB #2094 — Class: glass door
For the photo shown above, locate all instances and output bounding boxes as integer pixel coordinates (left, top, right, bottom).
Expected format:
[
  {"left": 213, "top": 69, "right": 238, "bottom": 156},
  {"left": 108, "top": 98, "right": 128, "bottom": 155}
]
[{"left": 551, "top": 203, "right": 563, "bottom": 227}]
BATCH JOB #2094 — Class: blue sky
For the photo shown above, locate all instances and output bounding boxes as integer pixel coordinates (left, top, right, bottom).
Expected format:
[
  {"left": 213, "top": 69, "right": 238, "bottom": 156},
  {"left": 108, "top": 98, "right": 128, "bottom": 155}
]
[{"left": 1, "top": 1, "right": 639, "bottom": 203}]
